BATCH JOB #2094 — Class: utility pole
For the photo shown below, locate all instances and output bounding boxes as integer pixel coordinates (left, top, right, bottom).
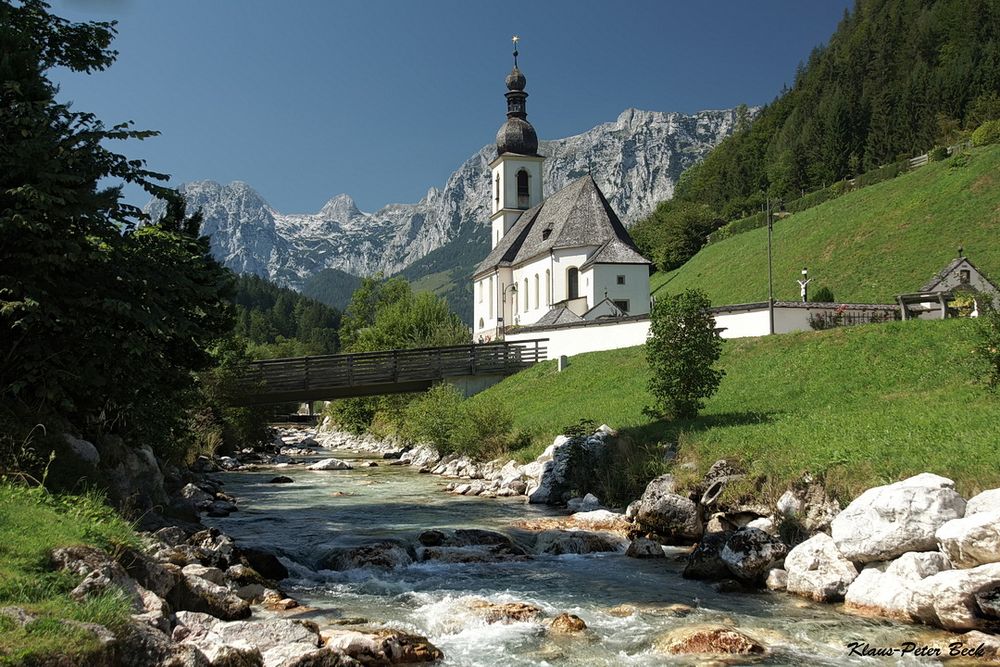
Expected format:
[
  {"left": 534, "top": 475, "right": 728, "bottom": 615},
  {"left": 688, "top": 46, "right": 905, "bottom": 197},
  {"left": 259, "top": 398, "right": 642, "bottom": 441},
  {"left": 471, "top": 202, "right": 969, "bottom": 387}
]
[{"left": 767, "top": 196, "right": 774, "bottom": 335}]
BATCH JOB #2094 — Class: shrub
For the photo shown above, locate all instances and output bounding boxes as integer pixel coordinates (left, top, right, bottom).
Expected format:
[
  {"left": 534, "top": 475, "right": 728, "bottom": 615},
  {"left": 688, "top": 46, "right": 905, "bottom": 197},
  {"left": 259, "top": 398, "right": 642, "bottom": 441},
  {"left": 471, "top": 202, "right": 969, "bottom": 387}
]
[
  {"left": 401, "top": 383, "right": 464, "bottom": 451},
  {"left": 929, "top": 145, "right": 950, "bottom": 161},
  {"left": 453, "top": 400, "right": 515, "bottom": 460},
  {"left": 325, "top": 397, "right": 377, "bottom": 435},
  {"left": 645, "top": 289, "right": 724, "bottom": 420},
  {"left": 810, "top": 286, "right": 835, "bottom": 303},
  {"left": 972, "top": 120, "right": 1000, "bottom": 147}
]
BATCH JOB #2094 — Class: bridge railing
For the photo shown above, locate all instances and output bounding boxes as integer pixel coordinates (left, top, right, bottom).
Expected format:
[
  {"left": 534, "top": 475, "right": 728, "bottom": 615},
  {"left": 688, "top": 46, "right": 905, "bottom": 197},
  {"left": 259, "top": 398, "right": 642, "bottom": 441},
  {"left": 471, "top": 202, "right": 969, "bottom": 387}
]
[{"left": 236, "top": 339, "right": 547, "bottom": 399}]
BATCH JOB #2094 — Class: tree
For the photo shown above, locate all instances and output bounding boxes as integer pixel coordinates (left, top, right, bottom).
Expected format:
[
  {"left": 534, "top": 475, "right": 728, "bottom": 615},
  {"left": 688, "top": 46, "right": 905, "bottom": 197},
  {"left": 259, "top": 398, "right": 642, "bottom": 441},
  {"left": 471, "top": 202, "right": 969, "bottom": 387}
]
[
  {"left": 645, "top": 290, "right": 724, "bottom": 420},
  {"left": 975, "top": 302, "right": 1000, "bottom": 392},
  {"left": 1, "top": 1, "right": 233, "bottom": 460},
  {"left": 630, "top": 201, "right": 720, "bottom": 272}
]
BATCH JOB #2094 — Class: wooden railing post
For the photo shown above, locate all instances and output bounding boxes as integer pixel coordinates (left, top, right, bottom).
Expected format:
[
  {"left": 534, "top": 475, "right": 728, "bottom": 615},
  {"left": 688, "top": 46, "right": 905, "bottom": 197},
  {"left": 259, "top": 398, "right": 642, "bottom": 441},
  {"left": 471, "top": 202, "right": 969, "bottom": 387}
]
[
  {"left": 303, "top": 357, "right": 311, "bottom": 389},
  {"left": 470, "top": 344, "right": 476, "bottom": 375},
  {"left": 392, "top": 349, "right": 399, "bottom": 381},
  {"left": 347, "top": 356, "right": 354, "bottom": 386}
]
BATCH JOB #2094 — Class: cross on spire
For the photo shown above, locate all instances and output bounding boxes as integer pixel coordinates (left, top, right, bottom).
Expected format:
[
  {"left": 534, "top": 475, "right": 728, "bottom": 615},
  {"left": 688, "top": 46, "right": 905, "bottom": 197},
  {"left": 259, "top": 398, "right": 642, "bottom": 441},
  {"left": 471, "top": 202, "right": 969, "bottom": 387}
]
[{"left": 512, "top": 35, "right": 519, "bottom": 67}]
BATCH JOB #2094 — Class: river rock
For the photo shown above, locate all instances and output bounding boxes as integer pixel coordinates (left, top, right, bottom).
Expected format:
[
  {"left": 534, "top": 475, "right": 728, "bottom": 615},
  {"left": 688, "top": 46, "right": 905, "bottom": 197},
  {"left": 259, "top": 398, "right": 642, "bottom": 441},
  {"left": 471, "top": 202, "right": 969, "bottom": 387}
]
[
  {"left": 533, "top": 529, "right": 623, "bottom": 555},
  {"left": 966, "top": 489, "right": 1000, "bottom": 516},
  {"left": 317, "top": 541, "right": 414, "bottom": 571},
  {"left": 765, "top": 568, "right": 787, "bottom": 591},
  {"left": 526, "top": 433, "right": 607, "bottom": 505},
  {"left": 566, "top": 493, "right": 602, "bottom": 512},
  {"left": 975, "top": 586, "right": 1000, "bottom": 618},
  {"left": 720, "top": 528, "right": 789, "bottom": 583},
  {"left": 174, "top": 611, "right": 331, "bottom": 667},
  {"left": 62, "top": 433, "right": 100, "bottom": 466},
  {"left": 549, "top": 613, "right": 587, "bottom": 634},
  {"left": 240, "top": 547, "right": 289, "bottom": 581},
  {"left": 844, "top": 565, "right": 915, "bottom": 621},
  {"left": 268, "top": 476, "right": 294, "bottom": 484},
  {"left": 910, "top": 562, "right": 1000, "bottom": 630},
  {"left": 626, "top": 537, "right": 664, "bottom": 558},
  {"left": 634, "top": 474, "right": 702, "bottom": 543},
  {"left": 775, "top": 483, "right": 841, "bottom": 533},
  {"left": 324, "top": 628, "right": 443, "bottom": 664},
  {"left": 308, "top": 458, "right": 353, "bottom": 471},
  {"left": 784, "top": 533, "right": 858, "bottom": 602},
  {"left": 469, "top": 600, "right": 542, "bottom": 624},
  {"left": 936, "top": 510, "right": 1000, "bottom": 568},
  {"left": 182, "top": 564, "right": 226, "bottom": 586},
  {"left": 683, "top": 531, "right": 733, "bottom": 580},
  {"left": 886, "top": 551, "right": 952, "bottom": 579},
  {"left": 831, "top": 473, "right": 966, "bottom": 563},
  {"left": 655, "top": 625, "right": 766, "bottom": 655},
  {"left": 169, "top": 572, "right": 251, "bottom": 621}
]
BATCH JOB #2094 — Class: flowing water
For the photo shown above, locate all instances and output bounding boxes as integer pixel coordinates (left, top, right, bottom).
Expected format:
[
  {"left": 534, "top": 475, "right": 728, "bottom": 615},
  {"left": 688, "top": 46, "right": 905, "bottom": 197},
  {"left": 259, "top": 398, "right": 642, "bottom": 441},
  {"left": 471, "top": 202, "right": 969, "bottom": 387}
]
[{"left": 205, "top": 449, "right": 956, "bottom": 666}]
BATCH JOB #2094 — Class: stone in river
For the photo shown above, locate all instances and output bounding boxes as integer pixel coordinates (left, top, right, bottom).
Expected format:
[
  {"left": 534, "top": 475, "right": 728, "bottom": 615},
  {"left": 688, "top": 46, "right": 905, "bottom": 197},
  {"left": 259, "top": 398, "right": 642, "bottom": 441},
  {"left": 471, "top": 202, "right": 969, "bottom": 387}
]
[
  {"left": 307, "top": 458, "right": 353, "bottom": 471},
  {"left": 268, "top": 475, "right": 294, "bottom": 484}
]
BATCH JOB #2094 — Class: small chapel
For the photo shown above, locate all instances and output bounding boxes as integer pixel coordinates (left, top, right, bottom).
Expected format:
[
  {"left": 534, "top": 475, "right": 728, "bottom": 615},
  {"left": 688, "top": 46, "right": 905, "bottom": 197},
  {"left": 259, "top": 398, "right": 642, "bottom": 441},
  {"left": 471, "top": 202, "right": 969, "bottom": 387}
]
[{"left": 473, "top": 43, "right": 652, "bottom": 342}]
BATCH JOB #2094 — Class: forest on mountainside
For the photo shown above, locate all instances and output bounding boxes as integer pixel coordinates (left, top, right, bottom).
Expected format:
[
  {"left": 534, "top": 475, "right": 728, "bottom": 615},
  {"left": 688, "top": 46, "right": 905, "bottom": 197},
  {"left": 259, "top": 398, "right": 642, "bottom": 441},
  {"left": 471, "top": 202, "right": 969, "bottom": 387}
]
[
  {"left": 230, "top": 274, "right": 341, "bottom": 358},
  {"left": 678, "top": 0, "right": 1000, "bottom": 220},
  {"left": 631, "top": 0, "right": 1000, "bottom": 272}
]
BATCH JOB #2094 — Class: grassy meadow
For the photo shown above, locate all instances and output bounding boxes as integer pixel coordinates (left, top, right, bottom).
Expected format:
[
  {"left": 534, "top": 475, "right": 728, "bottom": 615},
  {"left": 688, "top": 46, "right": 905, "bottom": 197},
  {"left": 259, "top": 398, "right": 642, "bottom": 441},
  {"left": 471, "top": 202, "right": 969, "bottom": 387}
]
[
  {"left": 0, "top": 484, "right": 139, "bottom": 666},
  {"left": 650, "top": 144, "right": 1000, "bottom": 304},
  {"left": 468, "top": 318, "right": 1000, "bottom": 503}
]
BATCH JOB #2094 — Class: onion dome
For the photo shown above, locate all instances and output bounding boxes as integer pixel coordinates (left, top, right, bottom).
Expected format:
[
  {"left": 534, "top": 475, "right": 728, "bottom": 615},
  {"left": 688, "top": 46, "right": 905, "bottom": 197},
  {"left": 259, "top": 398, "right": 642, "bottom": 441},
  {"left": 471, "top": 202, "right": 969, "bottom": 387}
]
[{"left": 496, "top": 39, "right": 539, "bottom": 156}]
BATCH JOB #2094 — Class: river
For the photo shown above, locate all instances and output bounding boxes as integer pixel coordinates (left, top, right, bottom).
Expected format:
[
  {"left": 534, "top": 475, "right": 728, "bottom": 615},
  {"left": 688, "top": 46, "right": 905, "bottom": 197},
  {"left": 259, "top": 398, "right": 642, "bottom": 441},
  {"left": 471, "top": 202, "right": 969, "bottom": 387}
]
[{"left": 204, "top": 448, "right": 953, "bottom": 666}]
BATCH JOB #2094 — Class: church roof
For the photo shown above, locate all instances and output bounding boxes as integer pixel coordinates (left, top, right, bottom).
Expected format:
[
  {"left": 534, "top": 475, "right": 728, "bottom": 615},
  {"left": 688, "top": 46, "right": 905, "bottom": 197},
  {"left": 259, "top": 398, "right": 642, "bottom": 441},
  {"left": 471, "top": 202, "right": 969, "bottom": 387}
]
[
  {"left": 533, "top": 304, "right": 584, "bottom": 326},
  {"left": 921, "top": 256, "right": 998, "bottom": 292},
  {"left": 474, "top": 175, "right": 651, "bottom": 276}
]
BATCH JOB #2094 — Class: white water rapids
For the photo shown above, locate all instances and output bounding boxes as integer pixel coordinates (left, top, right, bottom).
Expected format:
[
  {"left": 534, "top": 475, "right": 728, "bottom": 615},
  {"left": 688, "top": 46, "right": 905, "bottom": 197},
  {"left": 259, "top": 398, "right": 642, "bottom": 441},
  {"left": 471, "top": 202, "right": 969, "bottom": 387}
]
[{"left": 204, "top": 448, "right": 956, "bottom": 665}]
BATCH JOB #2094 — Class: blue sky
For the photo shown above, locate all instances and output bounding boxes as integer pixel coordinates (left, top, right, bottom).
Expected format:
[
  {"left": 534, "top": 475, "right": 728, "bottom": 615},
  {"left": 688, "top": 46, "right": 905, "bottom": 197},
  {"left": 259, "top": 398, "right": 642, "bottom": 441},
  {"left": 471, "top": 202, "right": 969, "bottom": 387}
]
[{"left": 53, "top": 0, "right": 852, "bottom": 213}]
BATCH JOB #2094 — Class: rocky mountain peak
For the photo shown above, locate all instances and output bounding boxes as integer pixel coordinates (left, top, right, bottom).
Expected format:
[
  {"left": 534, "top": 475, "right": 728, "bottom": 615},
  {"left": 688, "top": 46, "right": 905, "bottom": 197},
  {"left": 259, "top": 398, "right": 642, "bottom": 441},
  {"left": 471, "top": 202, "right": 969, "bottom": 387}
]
[{"left": 319, "top": 194, "right": 363, "bottom": 221}]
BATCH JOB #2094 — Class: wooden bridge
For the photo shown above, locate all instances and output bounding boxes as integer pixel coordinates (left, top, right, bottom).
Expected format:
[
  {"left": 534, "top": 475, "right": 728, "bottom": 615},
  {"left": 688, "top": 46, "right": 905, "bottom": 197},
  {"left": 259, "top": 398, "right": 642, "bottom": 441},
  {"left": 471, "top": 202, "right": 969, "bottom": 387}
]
[{"left": 233, "top": 339, "right": 547, "bottom": 405}]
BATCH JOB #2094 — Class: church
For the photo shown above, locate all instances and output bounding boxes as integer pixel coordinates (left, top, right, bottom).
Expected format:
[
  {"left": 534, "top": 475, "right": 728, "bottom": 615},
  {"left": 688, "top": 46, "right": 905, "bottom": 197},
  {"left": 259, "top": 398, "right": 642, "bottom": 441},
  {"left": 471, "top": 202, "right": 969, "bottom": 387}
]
[{"left": 472, "top": 45, "right": 652, "bottom": 342}]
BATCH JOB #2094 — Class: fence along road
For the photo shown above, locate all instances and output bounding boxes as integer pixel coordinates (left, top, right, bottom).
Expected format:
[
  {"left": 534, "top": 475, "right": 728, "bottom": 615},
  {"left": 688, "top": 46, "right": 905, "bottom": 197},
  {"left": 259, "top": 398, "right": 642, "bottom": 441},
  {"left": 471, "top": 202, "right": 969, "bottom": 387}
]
[{"left": 232, "top": 339, "right": 548, "bottom": 405}]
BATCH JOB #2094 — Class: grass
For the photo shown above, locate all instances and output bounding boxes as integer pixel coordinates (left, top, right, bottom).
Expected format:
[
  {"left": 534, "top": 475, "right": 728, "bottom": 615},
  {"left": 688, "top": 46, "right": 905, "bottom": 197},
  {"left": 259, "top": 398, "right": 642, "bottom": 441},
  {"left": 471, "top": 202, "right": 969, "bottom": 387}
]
[
  {"left": 468, "top": 318, "right": 1000, "bottom": 504},
  {"left": 650, "top": 144, "right": 1000, "bottom": 304},
  {"left": 0, "top": 483, "right": 140, "bottom": 666}
]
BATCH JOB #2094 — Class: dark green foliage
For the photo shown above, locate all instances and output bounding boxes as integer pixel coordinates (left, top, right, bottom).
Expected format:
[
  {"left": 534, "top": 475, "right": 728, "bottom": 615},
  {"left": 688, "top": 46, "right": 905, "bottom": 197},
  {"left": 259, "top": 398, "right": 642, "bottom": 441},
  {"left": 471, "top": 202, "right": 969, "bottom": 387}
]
[
  {"left": 301, "top": 267, "right": 363, "bottom": 311},
  {"left": 230, "top": 274, "right": 340, "bottom": 358},
  {"left": 972, "top": 119, "right": 1000, "bottom": 147},
  {"left": 630, "top": 200, "right": 721, "bottom": 271},
  {"left": 810, "top": 286, "right": 836, "bottom": 303},
  {"left": 673, "top": 0, "right": 1000, "bottom": 222},
  {"left": 646, "top": 290, "right": 724, "bottom": 420},
  {"left": 0, "top": 1, "right": 237, "bottom": 461},
  {"left": 929, "top": 145, "right": 950, "bottom": 161},
  {"left": 325, "top": 397, "right": 378, "bottom": 435},
  {"left": 342, "top": 275, "right": 468, "bottom": 353},
  {"left": 401, "top": 384, "right": 464, "bottom": 451},
  {"left": 975, "top": 303, "right": 1000, "bottom": 391}
]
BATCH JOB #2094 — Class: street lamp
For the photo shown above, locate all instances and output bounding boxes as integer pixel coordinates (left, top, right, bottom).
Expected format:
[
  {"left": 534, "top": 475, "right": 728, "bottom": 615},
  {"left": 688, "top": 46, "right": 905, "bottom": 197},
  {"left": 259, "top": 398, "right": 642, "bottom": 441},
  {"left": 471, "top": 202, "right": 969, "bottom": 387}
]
[{"left": 499, "top": 282, "right": 517, "bottom": 339}]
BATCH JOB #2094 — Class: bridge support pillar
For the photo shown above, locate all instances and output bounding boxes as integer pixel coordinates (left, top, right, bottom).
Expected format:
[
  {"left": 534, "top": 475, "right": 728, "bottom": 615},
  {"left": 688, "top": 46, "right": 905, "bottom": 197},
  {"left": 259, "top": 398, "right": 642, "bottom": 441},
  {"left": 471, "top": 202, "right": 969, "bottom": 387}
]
[{"left": 444, "top": 373, "right": 507, "bottom": 398}]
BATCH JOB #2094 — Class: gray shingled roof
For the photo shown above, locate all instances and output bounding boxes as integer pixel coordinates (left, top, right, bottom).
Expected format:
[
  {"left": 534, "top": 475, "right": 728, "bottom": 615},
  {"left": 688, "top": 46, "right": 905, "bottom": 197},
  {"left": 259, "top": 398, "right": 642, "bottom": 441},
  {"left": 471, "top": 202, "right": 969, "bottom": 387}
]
[
  {"left": 474, "top": 175, "right": 651, "bottom": 276},
  {"left": 920, "top": 256, "right": 999, "bottom": 292},
  {"left": 532, "top": 305, "right": 584, "bottom": 326},
  {"left": 581, "top": 238, "right": 650, "bottom": 268}
]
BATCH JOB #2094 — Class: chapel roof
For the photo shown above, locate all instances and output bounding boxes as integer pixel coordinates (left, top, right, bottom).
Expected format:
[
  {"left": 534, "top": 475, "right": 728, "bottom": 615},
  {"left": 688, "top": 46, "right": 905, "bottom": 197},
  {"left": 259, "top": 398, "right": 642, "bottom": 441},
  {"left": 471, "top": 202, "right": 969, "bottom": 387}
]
[{"left": 474, "top": 175, "right": 651, "bottom": 276}]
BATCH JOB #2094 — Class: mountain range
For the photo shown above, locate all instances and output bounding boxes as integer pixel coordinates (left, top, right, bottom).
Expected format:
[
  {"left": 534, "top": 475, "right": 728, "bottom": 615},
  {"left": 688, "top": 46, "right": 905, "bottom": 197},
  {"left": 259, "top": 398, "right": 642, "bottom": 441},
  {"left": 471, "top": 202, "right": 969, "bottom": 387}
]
[{"left": 150, "top": 107, "right": 750, "bottom": 316}]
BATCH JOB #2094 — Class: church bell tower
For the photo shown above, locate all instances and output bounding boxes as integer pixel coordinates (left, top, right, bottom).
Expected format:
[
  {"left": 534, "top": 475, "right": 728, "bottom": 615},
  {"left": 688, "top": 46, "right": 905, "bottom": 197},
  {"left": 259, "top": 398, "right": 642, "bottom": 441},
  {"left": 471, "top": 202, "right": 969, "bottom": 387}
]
[{"left": 489, "top": 37, "right": 545, "bottom": 249}]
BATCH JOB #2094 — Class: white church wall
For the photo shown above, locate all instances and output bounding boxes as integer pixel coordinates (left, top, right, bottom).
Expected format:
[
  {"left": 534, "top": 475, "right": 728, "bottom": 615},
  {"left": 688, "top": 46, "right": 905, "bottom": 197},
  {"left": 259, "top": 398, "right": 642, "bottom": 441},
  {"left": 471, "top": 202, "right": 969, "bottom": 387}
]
[
  {"left": 473, "top": 267, "right": 515, "bottom": 342},
  {"left": 552, "top": 247, "right": 597, "bottom": 306},
  {"left": 589, "top": 264, "right": 650, "bottom": 316},
  {"left": 506, "top": 317, "right": 652, "bottom": 360},
  {"left": 510, "top": 254, "right": 553, "bottom": 326}
]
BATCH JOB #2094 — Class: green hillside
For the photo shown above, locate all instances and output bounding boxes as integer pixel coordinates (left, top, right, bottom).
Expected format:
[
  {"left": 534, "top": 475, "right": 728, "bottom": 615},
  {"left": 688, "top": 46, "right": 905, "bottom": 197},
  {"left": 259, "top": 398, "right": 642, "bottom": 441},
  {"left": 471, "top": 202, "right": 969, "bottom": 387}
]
[
  {"left": 651, "top": 145, "right": 1000, "bottom": 304},
  {"left": 470, "top": 318, "right": 1000, "bottom": 502}
]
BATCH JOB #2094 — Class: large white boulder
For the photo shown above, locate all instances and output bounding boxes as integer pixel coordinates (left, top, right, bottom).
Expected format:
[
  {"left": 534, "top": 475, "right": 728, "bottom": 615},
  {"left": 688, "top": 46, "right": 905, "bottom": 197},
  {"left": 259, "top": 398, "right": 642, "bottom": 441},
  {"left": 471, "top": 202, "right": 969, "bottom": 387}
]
[
  {"left": 844, "top": 552, "right": 953, "bottom": 624},
  {"left": 831, "top": 473, "right": 966, "bottom": 563},
  {"left": 784, "top": 533, "right": 858, "bottom": 602},
  {"left": 936, "top": 510, "right": 1000, "bottom": 568},
  {"left": 307, "top": 458, "right": 353, "bottom": 471},
  {"left": 910, "top": 562, "right": 1000, "bottom": 630},
  {"left": 965, "top": 489, "right": 1000, "bottom": 516}
]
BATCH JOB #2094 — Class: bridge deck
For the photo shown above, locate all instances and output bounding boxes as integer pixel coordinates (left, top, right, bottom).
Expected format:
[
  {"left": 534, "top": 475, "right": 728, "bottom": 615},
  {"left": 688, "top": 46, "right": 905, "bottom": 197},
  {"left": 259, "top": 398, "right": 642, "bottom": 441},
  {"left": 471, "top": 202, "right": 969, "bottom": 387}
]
[{"left": 234, "top": 339, "right": 547, "bottom": 405}]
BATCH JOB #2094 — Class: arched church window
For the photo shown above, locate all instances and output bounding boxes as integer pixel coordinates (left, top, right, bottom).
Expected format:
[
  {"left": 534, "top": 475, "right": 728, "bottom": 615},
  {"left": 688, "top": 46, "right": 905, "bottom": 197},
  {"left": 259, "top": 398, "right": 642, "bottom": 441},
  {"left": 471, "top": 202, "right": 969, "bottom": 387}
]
[
  {"left": 479, "top": 317, "right": 484, "bottom": 330},
  {"left": 494, "top": 174, "right": 500, "bottom": 206},
  {"left": 517, "top": 170, "right": 529, "bottom": 209},
  {"left": 545, "top": 269, "right": 551, "bottom": 305},
  {"left": 523, "top": 278, "right": 529, "bottom": 310},
  {"left": 567, "top": 267, "right": 579, "bottom": 300},
  {"left": 534, "top": 274, "right": 539, "bottom": 309},
  {"left": 488, "top": 275, "right": 494, "bottom": 318}
]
